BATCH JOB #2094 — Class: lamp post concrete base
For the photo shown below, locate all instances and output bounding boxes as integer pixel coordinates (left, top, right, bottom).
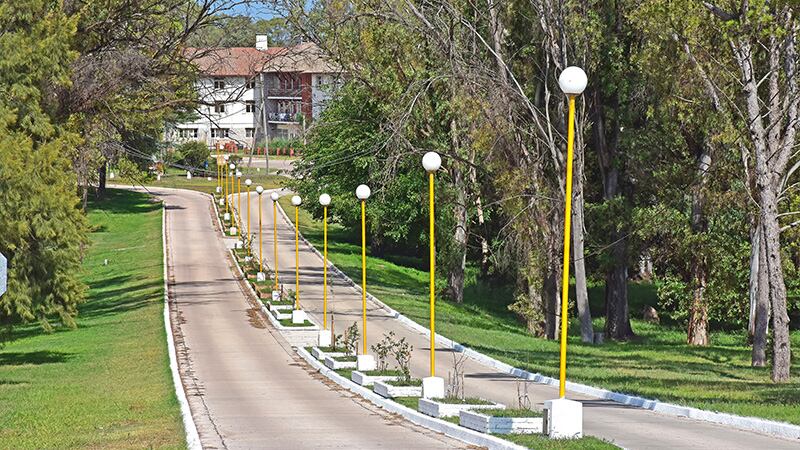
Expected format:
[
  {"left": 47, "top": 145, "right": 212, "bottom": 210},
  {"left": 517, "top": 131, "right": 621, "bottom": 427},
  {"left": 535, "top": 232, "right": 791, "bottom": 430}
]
[
  {"left": 223, "top": 212, "right": 230, "bottom": 221},
  {"left": 244, "top": 256, "right": 252, "bottom": 263},
  {"left": 318, "top": 330, "right": 332, "bottom": 347},
  {"left": 271, "top": 290, "right": 281, "bottom": 302},
  {"left": 234, "top": 240, "right": 243, "bottom": 249},
  {"left": 216, "top": 186, "right": 222, "bottom": 194},
  {"left": 256, "top": 272, "right": 267, "bottom": 282},
  {"left": 229, "top": 227, "right": 237, "bottom": 236},
  {"left": 422, "top": 376, "right": 445, "bottom": 399},
  {"left": 543, "top": 398, "right": 582, "bottom": 439},
  {"left": 356, "top": 354, "right": 376, "bottom": 371},
  {"left": 291, "top": 309, "right": 307, "bottom": 324}
]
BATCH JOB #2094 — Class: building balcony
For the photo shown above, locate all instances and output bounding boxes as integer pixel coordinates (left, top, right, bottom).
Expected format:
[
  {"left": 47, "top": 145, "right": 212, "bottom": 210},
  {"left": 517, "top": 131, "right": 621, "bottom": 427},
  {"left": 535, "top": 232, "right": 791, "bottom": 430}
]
[
  {"left": 268, "top": 112, "right": 300, "bottom": 123},
  {"left": 265, "top": 87, "right": 303, "bottom": 98}
]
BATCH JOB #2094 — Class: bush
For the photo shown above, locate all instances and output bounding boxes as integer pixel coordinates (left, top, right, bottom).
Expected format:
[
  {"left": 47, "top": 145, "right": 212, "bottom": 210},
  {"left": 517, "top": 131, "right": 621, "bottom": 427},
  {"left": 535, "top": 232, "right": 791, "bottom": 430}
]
[{"left": 176, "top": 141, "right": 210, "bottom": 168}]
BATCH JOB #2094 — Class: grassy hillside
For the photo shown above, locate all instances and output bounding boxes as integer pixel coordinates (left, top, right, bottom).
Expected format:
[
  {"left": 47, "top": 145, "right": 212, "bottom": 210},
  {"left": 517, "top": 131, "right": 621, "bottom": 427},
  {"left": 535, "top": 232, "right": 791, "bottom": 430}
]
[{"left": 0, "top": 189, "right": 184, "bottom": 448}]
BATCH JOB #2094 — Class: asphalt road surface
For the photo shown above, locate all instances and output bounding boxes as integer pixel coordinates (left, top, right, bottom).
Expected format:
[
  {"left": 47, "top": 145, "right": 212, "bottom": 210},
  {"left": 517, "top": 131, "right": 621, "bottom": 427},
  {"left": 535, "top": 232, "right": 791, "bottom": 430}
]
[
  {"left": 233, "top": 187, "right": 800, "bottom": 450},
  {"left": 152, "top": 186, "right": 463, "bottom": 449}
]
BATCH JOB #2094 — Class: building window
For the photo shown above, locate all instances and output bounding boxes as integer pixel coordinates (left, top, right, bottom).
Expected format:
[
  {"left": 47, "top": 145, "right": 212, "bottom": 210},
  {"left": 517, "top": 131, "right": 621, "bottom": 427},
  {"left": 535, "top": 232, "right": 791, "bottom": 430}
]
[
  {"left": 246, "top": 78, "right": 256, "bottom": 90},
  {"left": 214, "top": 102, "right": 226, "bottom": 113},
  {"left": 211, "top": 128, "right": 229, "bottom": 138},
  {"left": 178, "top": 128, "right": 198, "bottom": 139},
  {"left": 246, "top": 128, "right": 254, "bottom": 138},
  {"left": 213, "top": 78, "right": 225, "bottom": 89},
  {"left": 245, "top": 101, "right": 255, "bottom": 113}
]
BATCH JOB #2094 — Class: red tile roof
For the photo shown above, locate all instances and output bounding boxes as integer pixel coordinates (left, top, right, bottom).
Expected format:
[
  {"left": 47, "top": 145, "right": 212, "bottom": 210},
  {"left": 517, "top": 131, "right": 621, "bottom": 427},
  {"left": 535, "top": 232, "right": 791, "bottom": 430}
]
[{"left": 186, "top": 43, "right": 338, "bottom": 77}]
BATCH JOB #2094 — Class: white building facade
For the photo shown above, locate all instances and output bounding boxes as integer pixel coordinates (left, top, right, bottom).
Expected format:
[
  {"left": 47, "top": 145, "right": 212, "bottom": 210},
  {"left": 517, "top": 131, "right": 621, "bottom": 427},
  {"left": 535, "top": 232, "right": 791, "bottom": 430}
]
[{"left": 168, "top": 38, "right": 339, "bottom": 150}]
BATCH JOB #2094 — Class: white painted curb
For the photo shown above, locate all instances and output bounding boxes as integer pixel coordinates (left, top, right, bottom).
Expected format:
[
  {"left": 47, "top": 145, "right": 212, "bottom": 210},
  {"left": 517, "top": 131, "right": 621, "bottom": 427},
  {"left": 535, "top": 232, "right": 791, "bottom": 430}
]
[
  {"left": 162, "top": 204, "right": 202, "bottom": 450},
  {"left": 296, "top": 347, "right": 527, "bottom": 450},
  {"left": 274, "top": 190, "right": 800, "bottom": 443}
]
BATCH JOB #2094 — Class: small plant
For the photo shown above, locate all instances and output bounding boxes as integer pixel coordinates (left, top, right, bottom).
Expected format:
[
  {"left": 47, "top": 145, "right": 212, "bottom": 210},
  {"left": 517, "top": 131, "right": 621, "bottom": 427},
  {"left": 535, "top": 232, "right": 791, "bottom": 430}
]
[
  {"left": 333, "top": 334, "right": 344, "bottom": 353},
  {"left": 392, "top": 337, "right": 413, "bottom": 383},
  {"left": 446, "top": 348, "right": 467, "bottom": 400},
  {"left": 343, "top": 322, "right": 360, "bottom": 356},
  {"left": 371, "top": 332, "right": 397, "bottom": 372}
]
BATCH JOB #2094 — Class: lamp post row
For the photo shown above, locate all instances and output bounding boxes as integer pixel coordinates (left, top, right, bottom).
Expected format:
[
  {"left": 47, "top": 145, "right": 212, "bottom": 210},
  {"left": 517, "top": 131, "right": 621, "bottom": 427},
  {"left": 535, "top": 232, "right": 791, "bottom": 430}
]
[{"left": 218, "top": 65, "right": 586, "bottom": 409}]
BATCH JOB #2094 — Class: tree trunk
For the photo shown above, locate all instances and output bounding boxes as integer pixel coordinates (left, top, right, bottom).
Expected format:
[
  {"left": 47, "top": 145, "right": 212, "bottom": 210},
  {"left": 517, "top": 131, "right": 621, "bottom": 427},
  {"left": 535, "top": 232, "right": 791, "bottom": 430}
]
[
  {"left": 687, "top": 261, "right": 709, "bottom": 345},
  {"left": 447, "top": 161, "right": 468, "bottom": 303},
  {"left": 97, "top": 161, "right": 107, "bottom": 198},
  {"left": 748, "top": 221, "right": 760, "bottom": 337},
  {"left": 470, "top": 164, "right": 490, "bottom": 278},
  {"left": 752, "top": 232, "right": 770, "bottom": 367},
  {"left": 604, "top": 238, "right": 633, "bottom": 340},
  {"left": 571, "top": 140, "right": 593, "bottom": 343},
  {"left": 759, "top": 188, "right": 791, "bottom": 382},
  {"left": 687, "top": 140, "right": 711, "bottom": 346},
  {"left": 543, "top": 261, "right": 560, "bottom": 340}
]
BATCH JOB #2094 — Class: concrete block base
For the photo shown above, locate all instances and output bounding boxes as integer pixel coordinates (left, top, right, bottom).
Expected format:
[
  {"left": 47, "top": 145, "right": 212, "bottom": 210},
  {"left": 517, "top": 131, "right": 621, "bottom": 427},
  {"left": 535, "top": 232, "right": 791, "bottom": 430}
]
[
  {"left": 216, "top": 186, "right": 222, "bottom": 193},
  {"left": 373, "top": 380, "right": 422, "bottom": 398},
  {"left": 256, "top": 272, "right": 266, "bottom": 282},
  {"left": 422, "top": 376, "right": 445, "bottom": 399},
  {"left": 318, "top": 330, "right": 332, "bottom": 347},
  {"left": 544, "top": 398, "right": 582, "bottom": 439},
  {"left": 223, "top": 212, "right": 230, "bottom": 221},
  {"left": 357, "top": 354, "right": 376, "bottom": 371},
  {"left": 460, "top": 410, "right": 542, "bottom": 434},
  {"left": 351, "top": 370, "right": 402, "bottom": 387},
  {"left": 234, "top": 240, "right": 244, "bottom": 249},
  {"left": 229, "top": 227, "right": 237, "bottom": 236},
  {"left": 419, "top": 397, "right": 503, "bottom": 418},
  {"left": 323, "top": 355, "right": 357, "bottom": 370},
  {"left": 271, "top": 290, "right": 281, "bottom": 302},
  {"left": 292, "top": 309, "right": 307, "bottom": 324},
  {"left": 244, "top": 256, "right": 252, "bottom": 263}
]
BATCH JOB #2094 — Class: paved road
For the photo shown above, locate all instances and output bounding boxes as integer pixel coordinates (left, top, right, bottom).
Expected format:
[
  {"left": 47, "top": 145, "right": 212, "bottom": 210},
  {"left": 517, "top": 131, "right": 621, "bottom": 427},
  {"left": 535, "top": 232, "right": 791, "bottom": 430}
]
[
  {"left": 235, "top": 188, "right": 800, "bottom": 450},
  {"left": 151, "top": 186, "right": 462, "bottom": 449}
]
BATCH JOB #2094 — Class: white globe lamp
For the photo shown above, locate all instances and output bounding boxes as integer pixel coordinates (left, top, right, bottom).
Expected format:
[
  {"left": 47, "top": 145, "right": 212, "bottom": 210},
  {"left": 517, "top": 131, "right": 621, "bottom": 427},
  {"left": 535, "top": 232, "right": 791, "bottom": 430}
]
[
  {"left": 319, "top": 193, "right": 331, "bottom": 206},
  {"left": 355, "top": 184, "right": 371, "bottom": 201},
  {"left": 291, "top": 195, "right": 302, "bottom": 206},
  {"left": 422, "top": 152, "right": 441, "bottom": 173},
  {"left": 245, "top": 178, "right": 252, "bottom": 186},
  {"left": 256, "top": 185, "right": 264, "bottom": 195},
  {"left": 558, "top": 66, "right": 587, "bottom": 95},
  {"left": 270, "top": 192, "right": 280, "bottom": 201}
]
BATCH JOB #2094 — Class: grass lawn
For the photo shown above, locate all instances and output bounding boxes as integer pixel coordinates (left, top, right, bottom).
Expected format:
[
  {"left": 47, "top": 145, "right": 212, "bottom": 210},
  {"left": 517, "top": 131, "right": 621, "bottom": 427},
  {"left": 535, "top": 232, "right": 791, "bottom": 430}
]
[
  {"left": 0, "top": 189, "right": 184, "bottom": 448},
  {"left": 118, "top": 167, "right": 285, "bottom": 195},
  {"left": 283, "top": 197, "right": 800, "bottom": 425}
]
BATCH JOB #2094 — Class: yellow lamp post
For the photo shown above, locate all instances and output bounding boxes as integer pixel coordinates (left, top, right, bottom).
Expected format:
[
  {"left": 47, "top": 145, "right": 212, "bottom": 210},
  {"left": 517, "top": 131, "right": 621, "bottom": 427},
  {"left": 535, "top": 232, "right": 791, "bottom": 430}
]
[
  {"left": 291, "top": 195, "right": 302, "bottom": 310},
  {"left": 422, "top": 152, "right": 442, "bottom": 378},
  {"left": 236, "top": 171, "right": 242, "bottom": 229},
  {"left": 256, "top": 186, "right": 265, "bottom": 273},
  {"left": 223, "top": 165, "right": 229, "bottom": 214},
  {"left": 541, "top": 66, "right": 587, "bottom": 441},
  {"left": 319, "top": 193, "right": 332, "bottom": 329},
  {"left": 228, "top": 163, "right": 236, "bottom": 230},
  {"left": 355, "top": 184, "right": 371, "bottom": 354},
  {"left": 556, "top": 66, "right": 587, "bottom": 399},
  {"left": 270, "top": 192, "right": 280, "bottom": 291},
  {"left": 245, "top": 179, "right": 252, "bottom": 252}
]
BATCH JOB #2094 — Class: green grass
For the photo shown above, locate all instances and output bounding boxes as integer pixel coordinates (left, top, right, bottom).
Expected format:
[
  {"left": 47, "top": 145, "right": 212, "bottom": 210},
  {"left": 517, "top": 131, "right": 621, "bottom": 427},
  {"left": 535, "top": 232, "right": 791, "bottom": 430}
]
[
  {"left": 277, "top": 318, "right": 314, "bottom": 327},
  {"left": 478, "top": 408, "right": 542, "bottom": 417},
  {"left": 285, "top": 198, "right": 800, "bottom": 424},
  {"left": 504, "top": 434, "right": 617, "bottom": 450},
  {"left": 386, "top": 378, "right": 422, "bottom": 386},
  {"left": 362, "top": 369, "right": 404, "bottom": 376},
  {"left": 393, "top": 396, "right": 420, "bottom": 409},
  {"left": 119, "top": 167, "right": 285, "bottom": 195},
  {"left": 0, "top": 189, "right": 184, "bottom": 448},
  {"left": 435, "top": 396, "right": 494, "bottom": 405},
  {"left": 332, "top": 355, "right": 357, "bottom": 362}
]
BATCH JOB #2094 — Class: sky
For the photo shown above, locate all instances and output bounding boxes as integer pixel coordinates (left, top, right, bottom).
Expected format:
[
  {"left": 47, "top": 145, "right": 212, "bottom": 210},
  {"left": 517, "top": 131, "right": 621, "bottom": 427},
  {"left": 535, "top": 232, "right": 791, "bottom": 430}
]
[{"left": 226, "top": 2, "right": 277, "bottom": 19}]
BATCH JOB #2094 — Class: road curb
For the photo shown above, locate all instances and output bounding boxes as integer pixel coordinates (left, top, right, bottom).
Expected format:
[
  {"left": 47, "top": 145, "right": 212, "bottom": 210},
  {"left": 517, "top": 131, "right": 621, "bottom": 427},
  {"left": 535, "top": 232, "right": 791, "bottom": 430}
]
[
  {"left": 295, "top": 347, "right": 527, "bottom": 450},
  {"left": 162, "top": 204, "right": 202, "bottom": 450},
  {"left": 273, "top": 191, "right": 800, "bottom": 444}
]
